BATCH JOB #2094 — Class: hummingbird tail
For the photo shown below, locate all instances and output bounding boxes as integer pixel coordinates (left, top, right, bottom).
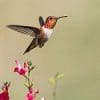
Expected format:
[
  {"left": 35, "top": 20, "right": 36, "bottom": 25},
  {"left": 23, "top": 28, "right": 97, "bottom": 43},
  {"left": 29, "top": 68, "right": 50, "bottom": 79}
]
[{"left": 23, "top": 38, "right": 38, "bottom": 54}]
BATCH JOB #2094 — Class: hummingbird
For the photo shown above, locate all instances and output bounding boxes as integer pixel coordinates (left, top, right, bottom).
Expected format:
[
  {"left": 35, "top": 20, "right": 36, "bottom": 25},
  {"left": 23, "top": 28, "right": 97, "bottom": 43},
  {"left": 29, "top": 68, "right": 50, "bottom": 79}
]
[{"left": 7, "top": 16, "right": 68, "bottom": 54}]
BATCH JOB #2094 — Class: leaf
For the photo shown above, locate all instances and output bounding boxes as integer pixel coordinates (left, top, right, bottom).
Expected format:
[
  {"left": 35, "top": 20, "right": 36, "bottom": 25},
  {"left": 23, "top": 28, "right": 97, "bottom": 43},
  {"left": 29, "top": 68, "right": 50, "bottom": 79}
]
[
  {"left": 24, "top": 83, "right": 29, "bottom": 88},
  {"left": 30, "top": 66, "right": 35, "bottom": 71},
  {"left": 27, "top": 61, "right": 32, "bottom": 66},
  {"left": 48, "top": 77, "right": 56, "bottom": 86},
  {"left": 56, "top": 73, "right": 64, "bottom": 79}
]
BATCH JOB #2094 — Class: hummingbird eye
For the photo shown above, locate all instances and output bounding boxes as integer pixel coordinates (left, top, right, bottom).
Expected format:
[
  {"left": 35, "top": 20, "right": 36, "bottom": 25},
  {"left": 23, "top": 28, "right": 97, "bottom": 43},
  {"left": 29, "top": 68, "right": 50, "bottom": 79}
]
[{"left": 49, "top": 17, "right": 52, "bottom": 20}]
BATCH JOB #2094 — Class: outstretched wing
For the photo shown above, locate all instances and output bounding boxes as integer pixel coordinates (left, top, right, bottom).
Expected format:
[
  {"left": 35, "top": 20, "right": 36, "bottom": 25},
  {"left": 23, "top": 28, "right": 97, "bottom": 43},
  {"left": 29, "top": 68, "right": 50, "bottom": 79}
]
[
  {"left": 39, "top": 16, "right": 45, "bottom": 27},
  {"left": 23, "top": 38, "right": 38, "bottom": 54},
  {"left": 7, "top": 25, "right": 40, "bottom": 37}
]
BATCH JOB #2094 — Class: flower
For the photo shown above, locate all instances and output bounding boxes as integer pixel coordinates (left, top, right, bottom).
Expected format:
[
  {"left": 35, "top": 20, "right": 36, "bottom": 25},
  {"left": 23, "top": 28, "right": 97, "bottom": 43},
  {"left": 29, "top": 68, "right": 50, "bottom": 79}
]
[
  {"left": 14, "top": 60, "right": 28, "bottom": 76},
  {"left": 26, "top": 88, "right": 39, "bottom": 100},
  {"left": 0, "top": 82, "right": 10, "bottom": 100}
]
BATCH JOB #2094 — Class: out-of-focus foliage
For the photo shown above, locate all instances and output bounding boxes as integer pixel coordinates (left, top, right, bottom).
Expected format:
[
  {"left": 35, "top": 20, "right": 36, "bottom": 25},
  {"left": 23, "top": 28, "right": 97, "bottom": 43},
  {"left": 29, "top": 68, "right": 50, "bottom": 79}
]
[{"left": 48, "top": 72, "right": 64, "bottom": 86}]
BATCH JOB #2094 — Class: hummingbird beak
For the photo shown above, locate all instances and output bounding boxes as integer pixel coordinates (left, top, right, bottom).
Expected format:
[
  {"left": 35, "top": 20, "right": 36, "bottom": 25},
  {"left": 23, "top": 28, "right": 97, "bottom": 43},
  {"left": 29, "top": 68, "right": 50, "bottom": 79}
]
[{"left": 57, "top": 16, "right": 68, "bottom": 20}]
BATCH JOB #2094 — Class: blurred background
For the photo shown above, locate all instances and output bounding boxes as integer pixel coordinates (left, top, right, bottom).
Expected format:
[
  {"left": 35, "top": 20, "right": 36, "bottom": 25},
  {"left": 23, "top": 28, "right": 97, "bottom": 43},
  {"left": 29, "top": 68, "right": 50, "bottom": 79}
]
[{"left": 0, "top": 0, "right": 99, "bottom": 100}]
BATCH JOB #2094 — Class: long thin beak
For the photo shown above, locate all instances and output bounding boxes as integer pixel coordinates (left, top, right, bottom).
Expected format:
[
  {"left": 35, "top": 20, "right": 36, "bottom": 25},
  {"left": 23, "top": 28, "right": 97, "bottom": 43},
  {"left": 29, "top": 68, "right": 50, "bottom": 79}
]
[{"left": 58, "top": 16, "right": 68, "bottom": 19}]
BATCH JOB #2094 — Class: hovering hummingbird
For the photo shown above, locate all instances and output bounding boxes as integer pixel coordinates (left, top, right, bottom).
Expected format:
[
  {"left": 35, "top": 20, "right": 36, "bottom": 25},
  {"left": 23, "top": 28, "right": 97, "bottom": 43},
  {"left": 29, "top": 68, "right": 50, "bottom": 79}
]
[{"left": 7, "top": 16, "right": 68, "bottom": 54}]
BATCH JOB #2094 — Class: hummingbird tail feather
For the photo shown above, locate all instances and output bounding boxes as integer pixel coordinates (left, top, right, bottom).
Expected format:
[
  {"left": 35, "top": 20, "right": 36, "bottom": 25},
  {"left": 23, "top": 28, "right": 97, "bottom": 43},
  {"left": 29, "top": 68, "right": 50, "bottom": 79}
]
[{"left": 23, "top": 38, "right": 38, "bottom": 54}]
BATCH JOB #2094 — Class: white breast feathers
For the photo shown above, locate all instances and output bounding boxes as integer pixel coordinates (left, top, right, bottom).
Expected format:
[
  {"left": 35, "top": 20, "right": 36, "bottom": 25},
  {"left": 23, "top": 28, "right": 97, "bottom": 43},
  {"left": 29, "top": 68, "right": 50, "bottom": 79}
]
[{"left": 42, "top": 26, "right": 53, "bottom": 38}]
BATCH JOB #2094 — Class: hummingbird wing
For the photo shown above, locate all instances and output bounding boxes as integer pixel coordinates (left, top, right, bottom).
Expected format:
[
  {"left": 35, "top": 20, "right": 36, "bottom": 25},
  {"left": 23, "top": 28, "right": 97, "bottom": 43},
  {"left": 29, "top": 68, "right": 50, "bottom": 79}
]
[
  {"left": 39, "top": 16, "right": 45, "bottom": 27},
  {"left": 23, "top": 38, "right": 38, "bottom": 54},
  {"left": 7, "top": 25, "right": 40, "bottom": 37}
]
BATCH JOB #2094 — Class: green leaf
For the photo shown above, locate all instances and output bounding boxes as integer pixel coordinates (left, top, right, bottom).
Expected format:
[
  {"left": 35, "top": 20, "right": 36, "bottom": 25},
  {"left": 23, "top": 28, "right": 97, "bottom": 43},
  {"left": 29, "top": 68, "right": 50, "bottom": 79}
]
[
  {"left": 24, "top": 83, "right": 29, "bottom": 88},
  {"left": 48, "top": 77, "right": 56, "bottom": 86},
  {"left": 30, "top": 66, "right": 35, "bottom": 71},
  {"left": 56, "top": 73, "right": 64, "bottom": 79},
  {"left": 27, "top": 61, "right": 32, "bottom": 66},
  {"left": 55, "top": 72, "right": 60, "bottom": 78}
]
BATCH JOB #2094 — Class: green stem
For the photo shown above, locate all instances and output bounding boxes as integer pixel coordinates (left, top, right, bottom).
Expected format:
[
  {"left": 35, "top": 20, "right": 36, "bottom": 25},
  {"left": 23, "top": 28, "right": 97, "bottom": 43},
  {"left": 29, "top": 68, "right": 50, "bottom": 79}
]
[
  {"left": 28, "top": 67, "right": 30, "bottom": 77},
  {"left": 24, "top": 63, "right": 34, "bottom": 90},
  {"left": 24, "top": 75, "right": 32, "bottom": 89},
  {"left": 53, "top": 82, "right": 57, "bottom": 100}
]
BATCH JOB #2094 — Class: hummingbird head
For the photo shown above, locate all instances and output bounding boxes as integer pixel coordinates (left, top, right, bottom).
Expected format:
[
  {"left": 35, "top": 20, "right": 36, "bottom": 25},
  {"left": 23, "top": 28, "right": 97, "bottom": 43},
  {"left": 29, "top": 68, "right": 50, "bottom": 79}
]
[{"left": 44, "top": 16, "right": 68, "bottom": 29}]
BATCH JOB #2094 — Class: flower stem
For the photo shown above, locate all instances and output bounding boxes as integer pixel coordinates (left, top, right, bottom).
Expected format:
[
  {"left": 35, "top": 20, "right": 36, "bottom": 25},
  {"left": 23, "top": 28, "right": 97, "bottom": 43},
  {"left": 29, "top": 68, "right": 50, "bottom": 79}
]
[
  {"left": 53, "top": 82, "right": 57, "bottom": 100},
  {"left": 24, "top": 75, "right": 32, "bottom": 89}
]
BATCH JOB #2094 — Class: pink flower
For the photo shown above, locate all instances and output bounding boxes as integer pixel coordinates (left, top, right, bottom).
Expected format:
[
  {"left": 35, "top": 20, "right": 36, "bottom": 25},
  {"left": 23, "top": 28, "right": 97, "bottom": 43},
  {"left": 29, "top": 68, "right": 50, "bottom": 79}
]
[
  {"left": 26, "top": 88, "right": 39, "bottom": 100},
  {"left": 0, "top": 82, "right": 10, "bottom": 100},
  {"left": 14, "top": 60, "right": 28, "bottom": 76}
]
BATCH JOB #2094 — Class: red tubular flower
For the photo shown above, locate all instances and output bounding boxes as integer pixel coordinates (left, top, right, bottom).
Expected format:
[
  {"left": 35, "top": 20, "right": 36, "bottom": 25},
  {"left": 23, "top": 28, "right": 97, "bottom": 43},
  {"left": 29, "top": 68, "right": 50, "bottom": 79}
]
[
  {"left": 14, "top": 60, "right": 28, "bottom": 76},
  {"left": 0, "top": 82, "right": 10, "bottom": 100},
  {"left": 26, "top": 88, "right": 39, "bottom": 100}
]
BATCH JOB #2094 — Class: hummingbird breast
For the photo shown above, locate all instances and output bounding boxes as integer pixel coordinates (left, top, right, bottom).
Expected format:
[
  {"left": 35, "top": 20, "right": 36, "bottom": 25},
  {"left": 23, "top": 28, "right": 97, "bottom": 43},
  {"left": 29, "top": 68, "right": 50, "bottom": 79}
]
[
  {"left": 37, "top": 26, "right": 53, "bottom": 48},
  {"left": 42, "top": 26, "right": 53, "bottom": 39}
]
